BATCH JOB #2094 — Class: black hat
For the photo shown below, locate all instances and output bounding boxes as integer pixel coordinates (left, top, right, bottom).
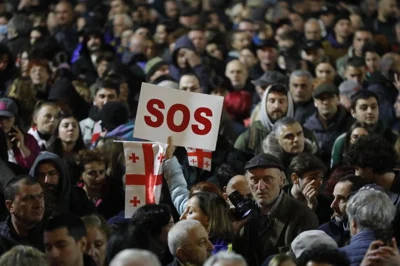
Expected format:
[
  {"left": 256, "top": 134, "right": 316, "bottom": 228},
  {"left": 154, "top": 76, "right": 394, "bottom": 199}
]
[
  {"left": 320, "top": 4, "right": 337, "bottom": 16},
  {"left": 255, "top": 39, "right": 277, "bottom": 50},
  {"left": 303, "top": 40, "right": 323, "bottom": 51},
  {"left": 313, "top": 83, "right": 339, "bottom": 99},
  {"left": 252, "top": 71, "right": 287, "bottom": 87},
  {"left": 180, "top": 7, "right": 198, "bottom": 17},
  {"left": 99, "top": 102, "right": 129, "bottom": 132},
  {"left": 334, "top": 12, "right": 351, "bottom": 26},
  {"left": 245, "top": 153, "right": 285, "bottom": 171}
]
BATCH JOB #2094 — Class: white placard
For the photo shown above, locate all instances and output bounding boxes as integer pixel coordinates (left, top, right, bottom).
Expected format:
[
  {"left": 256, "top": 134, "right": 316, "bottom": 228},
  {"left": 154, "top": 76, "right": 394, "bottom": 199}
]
[{"left": 134, "top": 83, "right": 223, "bottom": 151}]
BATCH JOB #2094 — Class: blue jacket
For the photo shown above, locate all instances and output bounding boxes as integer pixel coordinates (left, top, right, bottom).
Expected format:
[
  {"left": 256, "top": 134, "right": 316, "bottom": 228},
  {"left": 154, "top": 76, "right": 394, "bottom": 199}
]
[
  {"left": 319, "top": 218, "right": 350, "bottom": 247},
  {"left": 340, "top": 230, "right": 376, "bottom": 266}
]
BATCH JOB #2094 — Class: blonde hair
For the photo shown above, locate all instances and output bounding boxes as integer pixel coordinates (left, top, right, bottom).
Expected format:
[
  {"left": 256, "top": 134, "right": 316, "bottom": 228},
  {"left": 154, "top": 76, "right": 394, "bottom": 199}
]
[
  {"left": 268, "top": 254, "right": 295, "bottom": 266},
  {"left": 7, "top": 78, "right": 36, "bottom": 111}
]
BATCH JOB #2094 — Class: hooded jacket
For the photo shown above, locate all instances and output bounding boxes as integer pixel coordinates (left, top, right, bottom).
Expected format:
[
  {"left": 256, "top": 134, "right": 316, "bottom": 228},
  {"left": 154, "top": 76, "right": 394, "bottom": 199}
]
[
  {"left": 234, "top": 86, "right": 295, "bottom": 155},
  {"left": 29, "top": 152, "right": 95, "bottom": 217},
  {"left": 169, "top": 35, "right": 209, "bottom": 92}
]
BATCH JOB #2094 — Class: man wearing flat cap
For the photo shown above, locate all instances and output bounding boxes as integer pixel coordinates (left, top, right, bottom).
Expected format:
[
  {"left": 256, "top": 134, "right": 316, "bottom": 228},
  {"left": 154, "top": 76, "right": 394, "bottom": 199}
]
[
  {"left": 304, "top": 83, "right": 353, "bottom": 166},
  {"left": 233, "top": 153, "right": 318, "bottom": 266}
]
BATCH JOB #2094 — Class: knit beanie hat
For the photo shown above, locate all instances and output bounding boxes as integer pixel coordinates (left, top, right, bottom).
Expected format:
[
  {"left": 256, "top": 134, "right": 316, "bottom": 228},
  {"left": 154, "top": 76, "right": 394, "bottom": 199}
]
[
  {"left": 99, "top": 102, "right": 129, "bottom": 132},
  {"left": 145, "top": 57, "right": 168, "bottom": 81}
]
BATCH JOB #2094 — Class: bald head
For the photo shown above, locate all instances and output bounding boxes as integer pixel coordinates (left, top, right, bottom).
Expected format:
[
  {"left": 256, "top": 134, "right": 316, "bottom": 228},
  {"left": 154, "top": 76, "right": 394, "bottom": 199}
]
[
  {"left": 129, "top": 34, "right": 146, "bottom": 53},
  {"left": 304, "top": 19, "right": 321, "bottom": 41},
  {"left": 225, "top": 60, "right": 248, "bottom": 90},
  {"left": 55, "top": 1, "right": 74, "bottom": 26},
  {"left": 226, "top": 175, "right": 250, "bottom": 196}
]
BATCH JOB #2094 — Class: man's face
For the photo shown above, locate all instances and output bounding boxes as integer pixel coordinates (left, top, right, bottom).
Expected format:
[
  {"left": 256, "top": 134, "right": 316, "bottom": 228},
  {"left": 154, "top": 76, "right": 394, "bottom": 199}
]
[
  {"left": 296, "top": 170, "right": 324, "bottom": 196},
  {"left": 351, "top": 97, "right": 379, "bottom": 125},
  {"left": 179, "top": 15, "right": 200, "bottom": 28},
  {"left": 225, "top": 61, "right": 247, "bottom": 90},
  {"left": 314, "top": 94, "right": 339, "bottom": 120},
  {"left": 188, "top": 30, "right": 206, "bottom": 54},
  {"left": 353, "top": 31, "right": 372, "bottom": 55},
  {"left": 55, "top": 2, "right": 73, "bottom": 27},
  {"left": 266, "top": 91, "right": 288, "bottom": 122},
  {"left": 232, "top": 32, "right": 250, "bottom": 51},
  {"left": 150, "top": 64, "right": 169, "bottom": 82},
  {"left": 365, "top": 52, "right": 381, "bottom": 73},
  {"left": 154, "top": 25, "right": 167, "bottom": 44},
  {"left": 37, "top": 162, "right": 60, "bottom": 191},
  {"left": 176, "top": 49, "right": 189, "bottom": 69},
  {"left": 110, "top": 0, "right": 127, "bottom": 15},
  {"left": 86, "top": 36, "right": 101, "bottom": 53},
  {"left": 238, "top": 21, "right": 255, "bottom": 38},
  {"left": 344, "top": 66, "right": 365, "bottom": 84},
  {"left": 380, "top": 0, "right": 398, "bottom": 20},
  {"left": 277, "top": 123, "right": 305, "bottom": 154},
  {"left": 165, "top": 1, "right": 179, "bottom": 19},
  {"left": 44, "top": 228, "right": 86, "bottom": 266},
  {"left": 179, "top": 225, "right": 214, "bottom": 266},
  {"left": 289, "top": 13, "right": 304, "bottom": 33},
  {"left": 94, "top": 88, "right": 118, "bottom": 109},
  {"left": 7, "top": 183, "right": 44, "bottom": 224},
  {"left": 290, "top": 76, "right": 313, "bottom": 103},
  {"left": 334, "top": 19, "right": 352, "bottom": 40},
  {"left": 113, "top": 17, "right": 125, "bottom": 38},
  {"left": 331, "top": 181, "right": 352, "bottom": 220},
  {"left": 239, "top": 48, "right": 257, "bottom": 68},
  {"left": 179, "top": 75, "right": 201, "bottom": 93},
  {"left": 82, "top": 161, "right": 106, "bottom": 191},
  {"left": 257, "top": 47, "right": 278, "bottom": 66},
  {"left": 304, "top": 21, "right": 321, "bottom": 41},
  {"left": 247, "top": 167, "right": 284, "bottom": 207}
]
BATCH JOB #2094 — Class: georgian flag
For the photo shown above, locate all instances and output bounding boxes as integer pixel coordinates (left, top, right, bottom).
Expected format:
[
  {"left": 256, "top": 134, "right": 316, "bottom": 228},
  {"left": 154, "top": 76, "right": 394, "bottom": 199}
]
[
  {"left": 122, "top": 141, "right": 167, "bottom": 218},
  {"left": 185, "top": 147, "right": 212, "bottom": 171}
]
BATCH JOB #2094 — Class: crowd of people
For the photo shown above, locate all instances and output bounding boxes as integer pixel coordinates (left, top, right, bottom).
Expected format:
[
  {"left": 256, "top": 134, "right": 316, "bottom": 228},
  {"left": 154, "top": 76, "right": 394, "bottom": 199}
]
[{"left": 1, "top": 0, "right": 400, "bottom": 265}]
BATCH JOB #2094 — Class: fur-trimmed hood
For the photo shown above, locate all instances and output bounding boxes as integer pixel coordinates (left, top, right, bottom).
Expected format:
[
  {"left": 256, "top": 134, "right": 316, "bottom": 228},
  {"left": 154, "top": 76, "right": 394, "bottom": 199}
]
[{"left": 262, "top": 131, "right": 318, "bottom": 166}]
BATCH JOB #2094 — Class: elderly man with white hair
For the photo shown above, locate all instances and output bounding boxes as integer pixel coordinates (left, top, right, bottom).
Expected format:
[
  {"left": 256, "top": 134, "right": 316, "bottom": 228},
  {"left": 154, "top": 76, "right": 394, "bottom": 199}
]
[
  {"left": 167, "top": 220, "right": 214, "bottom": 266},
  {"left": 340, "top": 188, "right": 397, "bottom": 266},
  {"left": 109, "top": 249, "right": 161, "bottom": 266}
]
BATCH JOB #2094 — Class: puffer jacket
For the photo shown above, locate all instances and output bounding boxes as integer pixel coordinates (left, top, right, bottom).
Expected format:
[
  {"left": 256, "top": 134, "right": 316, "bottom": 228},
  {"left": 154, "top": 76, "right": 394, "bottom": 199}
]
[{"left": 340, "top": 230, "right": 376, "bottom": 266}]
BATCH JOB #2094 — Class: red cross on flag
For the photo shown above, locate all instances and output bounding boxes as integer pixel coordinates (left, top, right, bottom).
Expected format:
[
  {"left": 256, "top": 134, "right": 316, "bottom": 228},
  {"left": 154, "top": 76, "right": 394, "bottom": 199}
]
[
  {"left": 122, "top": 141, "right": 167, "bottom": 218},
  {"left": 185, "top": 147, "right": 212, "bottom": 171}
]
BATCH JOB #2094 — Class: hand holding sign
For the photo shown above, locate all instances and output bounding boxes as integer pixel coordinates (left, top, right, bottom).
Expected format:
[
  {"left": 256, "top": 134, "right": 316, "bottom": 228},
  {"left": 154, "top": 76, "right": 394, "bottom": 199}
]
[{"left": 134, "top": 83, "right": 224, "bottom": 151}]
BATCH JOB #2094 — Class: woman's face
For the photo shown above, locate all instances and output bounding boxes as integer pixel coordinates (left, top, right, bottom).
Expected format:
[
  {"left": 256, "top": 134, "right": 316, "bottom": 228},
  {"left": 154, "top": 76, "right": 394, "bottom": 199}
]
[
  {"left": 30, "top": 65, "right": 50, "bottom": 85},
  {"left": 180, "top": 196, "right": 209, "bottom": 228},
  {"left": 86, "top": 226, "right": 107, "bottom": 266},
  {"left": 20, "top": 51, "right": 29, "bottom": 74},
  {"left": 0, "top": 116, "right": 15, "bottom": 134},
  {"left": 315, "top": 63, "right": 335, "bottom": 83},
  {"left": 350, "top": 127, "right": 369, "bottom": 145},
  {"left": 34, "top": 105, "right": 59, "bottom": 134},
  {"left": 159, "top": 215, "right": 174, "bottom": 246},
  {"left": 58, "top": 117, "right": 79, "bottom": 144},
  {"left": 82, "top": 161, "right": 106, "bottom": 191}
]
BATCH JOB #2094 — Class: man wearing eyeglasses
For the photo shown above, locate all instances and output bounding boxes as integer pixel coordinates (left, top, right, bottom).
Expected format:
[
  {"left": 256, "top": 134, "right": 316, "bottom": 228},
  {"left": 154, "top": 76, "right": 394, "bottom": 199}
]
[
  {"left": 29, "top": 152, "right": 95, "bottom": 219},
  {"left": 285, "top": 153, "right": 332, "bottom": 225}
]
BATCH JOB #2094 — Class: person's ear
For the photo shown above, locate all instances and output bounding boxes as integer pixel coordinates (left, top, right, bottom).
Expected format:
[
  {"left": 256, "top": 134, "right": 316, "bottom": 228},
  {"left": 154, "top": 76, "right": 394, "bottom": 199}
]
[
  {"left": 78, "top": 237, "right": 87, "bottom": 253},
  {"left": 5, "top": 200, "right": 13, "bottom": 213},
  {"left": 314, "top": 100, "right": 318, "bottom": 108},
  {"left": 350, "top": 108, "right": 356, "bottom": 118},
  {"left": 222, "top": 192, "right": 228, "bottom": 202},
  {"left": 176, "top": 248, "right": 186, "bottom": 261},
  {"left": 291, "top": 173, "right": 299, "bottom": 185}
]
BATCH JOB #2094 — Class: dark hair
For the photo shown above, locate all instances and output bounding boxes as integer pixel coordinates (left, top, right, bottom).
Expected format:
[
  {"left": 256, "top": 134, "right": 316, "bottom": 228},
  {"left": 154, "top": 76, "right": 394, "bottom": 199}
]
[
  {"left": 216, "top": 163, "right": 244, "bottom": 190},
  {"left": 324, "top": 164, "right": 355, "bottom": 196},
  {"left": 95, "top": 78, "right": 120, "bottom": 96},
  {"left": 76, "top": 149, "right": 106, "bottom": 173},
  {"left": 289, "top": 153, "right": 327, "bottom": 177},
  {"left": 268, "top": 84, "right": 289, "bottom": 95},
  {"left": 346, "top": 135, "right": 397, "bottom": 174},
  {"left": 49, "top": 114, "right": 85, "bottom": 157},
  {"left": 338, "top": 174, "right": 368, "bottom": 195},
  {"left": 297, "top": 247, "right": 350, "bottom": 266},
  {"left": 362, "top": 41, "right": 383, "bottom": 57},
  {"left": 105, "top": 223, "right": 156, "bottom": 264},
  {"left": 44, "top": 214, "right": 87, "bottom": 242},
  {"left": 343, "top": 122, "right": 371, "bottom": 154},
  {"left": 189, "top": 191, "right": 233, "bottom": 242},
  {"left": 4, "top": 175, "right": 39, "bottom": 201},
  {"left": 81, "top": 214, "right": 112, "bottom": 240},
  {"left": 345, "top": 56, "right": 365, "bottom": 69},
  {"left": 350, "top": 90, "right": 379, "bottom": 110},
  {"left": 96, "top": 52, "right": 114, "bottom": 65},
  {"left": 131, "top": 204, "right": 171, "bottom": 239}
]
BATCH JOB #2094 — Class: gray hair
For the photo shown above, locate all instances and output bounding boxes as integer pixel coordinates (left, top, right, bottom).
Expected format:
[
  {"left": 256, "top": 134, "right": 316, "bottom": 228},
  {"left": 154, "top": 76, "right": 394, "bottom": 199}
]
[
  {"left": 114, "top": 13, "right": 133, "bottom": 29},
  {"left": 204, "top": 251, "right": 248, "bottom": 266},
  {"left": 168, "top": 220, "right": 203, "bottom": 256},
  {"left": 8, "top": 14, "right": 32, "bottom": 36},
  {"left": 109, "top": 249, "right": 161, "bottom": 266},
  {"left": 289, "top": 70, "right": 313, "bottom": 86},
  {"left": 0, "top": 245, "right": 48, "bottom": 266},
  {"left": 346, "top": 189, "right": 396, "bottom": 231},
  {"left": 272, "top": 117, "right": 300, "bottom": 137}
]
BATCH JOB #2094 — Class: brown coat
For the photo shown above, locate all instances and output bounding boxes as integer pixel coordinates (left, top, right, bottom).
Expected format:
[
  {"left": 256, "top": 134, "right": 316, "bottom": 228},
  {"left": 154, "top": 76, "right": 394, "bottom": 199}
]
[{"left": 233, "top": 192, "right": 319, "bottom": 266}]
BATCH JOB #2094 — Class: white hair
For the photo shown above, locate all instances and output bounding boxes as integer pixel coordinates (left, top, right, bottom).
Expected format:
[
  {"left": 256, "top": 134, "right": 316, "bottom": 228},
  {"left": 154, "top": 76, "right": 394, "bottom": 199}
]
[
  {"left": 113, "top": 13, "right": 133, "bottom": 29},
  {"left": 290, "top": 70, "right": 313, "bottom": 86},
  {"left": 203, "top": 251, "right": 248, "bottom": 266},
  {"left": 109, "top": 249, "right": 161, "bottom": 266},
  {"left": 168, "top": 220, "right": 203, "bottom": 256},
  {"left": 346, "top": 189, "right": 396, "bottom": 231}
]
